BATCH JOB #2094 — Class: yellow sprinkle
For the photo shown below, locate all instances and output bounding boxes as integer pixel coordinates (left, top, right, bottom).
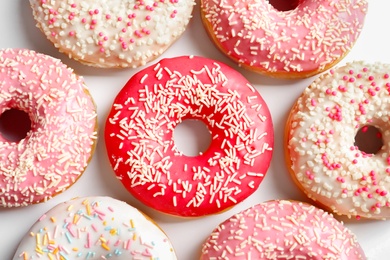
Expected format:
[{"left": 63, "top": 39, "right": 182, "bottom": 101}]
[
  {"left": 101, "top": 243, "right": 110, "bottom": 251},
  {"left": 43, "top": 233, "right": 48, "bottom": 246},
  {"left": 48, "top": 253, "right": 54, "bottom": 260},
  {"left": 49, "top": 240, "right": 55, "bottom": 245},
  {"left": 130, "top": 219, "right": 135, "bottom": 228},
  {"left": 67, "top": 205, "right": 74, "bottom": 211},
  {"left": 110, "top": 229, "right": 117, "bottom": 235},
  {"left": 53, "top": 247, "right": 59, "bottom": 254},
  {"left": 73, "top": 214, "right": 80, "bottom": 224},
  {"left": 133, "top": 233, "right": 137, "bottom": 241},
  {"left": 23, "top": 252, "right": 28, "bottom": 260},
  {"left": 50, "top": 217, "right": 56, "bottom": 223},
  {"left": 86, "top": 203, "right": 92, "bottom": 215},
  {"left": 36, "top": 234, "right": 41, "bottom": 246},
  {"left": 72, "top": 247, "right": 79, "bottom": 251}
]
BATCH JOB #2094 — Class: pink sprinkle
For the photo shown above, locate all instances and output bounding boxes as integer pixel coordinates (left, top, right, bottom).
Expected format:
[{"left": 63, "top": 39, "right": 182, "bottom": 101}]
[
  {"left": 368, "top": 75, "right": 374, "bottom": 81},
  {"left": 69, "top": 31, "right": 75, "bottom": 36},
  {"left": 385, "top": 73, "right": 390, "bottom": 79},
  {"left": 118, "top": 17, "right": 123, "bottom": 21},
  {"left": 146, "top": 15, "right": 151, "bottom": 20},
  {"left": 368, "top": 194, "right": 373, "bottom": 199},
  {"left": 106, "top": 14, "right": 111, "bottom": 19},
  {"left": 100, "top": 48, "right": 105, "bottom": 53},
  {"left": 311, "top": 98, "right": 317, "bottom": 106},
  {"left": 356, "top": 215, "right": 361, "bottom": 220},
  {"left": 94, "top": 9, "right": 99, "bottom": 14},
  {"left": 349, "top": 70, "right": 354, "bottom": 75},
  {"left": 363, "top": 67, "right": 368, "bottom": 72},
  {"left": 352, "top": 159, "right": 358, "bottom": 164},
  {"left": 71, "top": 3, "right": 76, "bottom": 8},
  {"left": 81, "top": 18, "right": 87, "bottom": 23}
]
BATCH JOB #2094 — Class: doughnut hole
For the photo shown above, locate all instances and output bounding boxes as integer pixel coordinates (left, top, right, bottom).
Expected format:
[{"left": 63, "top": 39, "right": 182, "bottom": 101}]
[
  {"left": 173, "top": 119, "right": 212, "bottom": 157},
  {"left": 0, "top": 108, "right": 32, "bottom": 142},
  {"left": 354, "top": 125, "right": 383, "bottom": 155},
  {"left": 268, "top": 0, "right": 301, "bottom": 11}
]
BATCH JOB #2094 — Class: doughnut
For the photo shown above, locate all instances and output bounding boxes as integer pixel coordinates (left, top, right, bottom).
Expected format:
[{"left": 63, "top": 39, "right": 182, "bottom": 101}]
[
  {"left": 201, "top": 200, "right": 366, "bottom": 259},
  {"left": 105, "top": 55, "right": 274, "bottom": 217},
  {"left": 13, "top": 196, "right": 176, "bottom": 259},
  {"left": 285, "top": 61, "right": 390, "bottom": 219},
  {"left": 200, "top": 0, "right": 368, "bottom": 79},
  {"left": 29, "top": 0, "right": 195, "bottom": 68},
  {"left": 0, "top": 49, "right": 97, "bottom": 207}
]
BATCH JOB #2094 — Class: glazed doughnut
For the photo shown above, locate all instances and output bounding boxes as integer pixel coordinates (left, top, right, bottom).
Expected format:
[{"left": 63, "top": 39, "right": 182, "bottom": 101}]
[
  {"left": 105, "top": 55, "right": 274, "bottom": 217},
  {"left": 13, "top": 196, "right": 176, "bottom": 259},
  {"left": 285, "top": 61, "right": 390, "bottom": 219},
  {"left": 0, "top": 49, "right": 97, "bottom": 207},
  {"left": 201, "top": 200, "right": 366, "bottom": 259},
  {"left": 200, "top": 0, "right": 368, "bottom": 79},
  {"left": 29, "top": 0, "right": 195, "bottom": 68}
]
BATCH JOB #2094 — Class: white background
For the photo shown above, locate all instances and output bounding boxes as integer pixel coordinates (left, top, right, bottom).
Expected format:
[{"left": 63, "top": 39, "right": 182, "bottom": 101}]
[{"left": 1, "top": 1, "right": 390, "bottom": 259}]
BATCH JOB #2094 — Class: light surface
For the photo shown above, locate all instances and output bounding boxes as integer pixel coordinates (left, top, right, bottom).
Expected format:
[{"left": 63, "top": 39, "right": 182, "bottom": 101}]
[{"left": 1, "top": 1, "right": 390, "bottom": 259}]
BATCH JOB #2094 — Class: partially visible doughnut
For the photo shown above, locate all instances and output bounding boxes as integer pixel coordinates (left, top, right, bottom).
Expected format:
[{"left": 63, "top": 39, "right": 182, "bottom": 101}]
[
  {"left": 286, "top": 61, "right": 390, "bottom": 219},
  {"left": 29, "top": 0, "right": 195, "bottom": 68},
  {"left": 200, "top": 0, "right": 368, "bottom": 78},
  {"left": 201, "top": 200, "right": 366, "bottom": 259},
  {"left": 105, "top": 55, "right": 274, "bottom": 217},
  {"left": 13, "top": 196, "right": 176, "bottom": 259},
  {"left": 0, "top": 49, "right": 97, "bottom": 207}
]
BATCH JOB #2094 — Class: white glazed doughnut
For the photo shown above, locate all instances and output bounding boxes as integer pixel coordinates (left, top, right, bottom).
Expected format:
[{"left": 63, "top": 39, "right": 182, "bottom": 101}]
[
  {"left": 286, "top": 61, "right": 390, "bottom": 219},
  {"left": 0, "top": 49, "right": 97, "bottom": 208},
  {"left": 29, "top": 0, "right": 195, "bottom": 68},
  {"left": 201, "top": 200, "right": 366, "bottom": 259},
  {"left": 200, "top": 0, "right": 368, "bottom": 78},
  {"left": 13, "top": 196, "right": 176, "bottom": 259}
]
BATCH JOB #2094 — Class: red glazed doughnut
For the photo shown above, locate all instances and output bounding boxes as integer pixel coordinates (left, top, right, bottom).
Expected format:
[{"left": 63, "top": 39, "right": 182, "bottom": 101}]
[
  {"left": 200, "top": 0, "right": 368, "bottom": 79},
  {"left": 105, "top": 56, "right": 274, "bottom": 217},
  {"left": 0, "top": 49, "right": 97, "bottom": 207},
  {"left": 29, "top": 0, "right": 195, "bottom": 68},
  {"left": 201, "top": 200, "right": 366, "bottom": 259}
]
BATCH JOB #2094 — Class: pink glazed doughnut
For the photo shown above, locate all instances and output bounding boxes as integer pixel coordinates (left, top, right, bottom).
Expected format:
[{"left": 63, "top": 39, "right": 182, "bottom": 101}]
[
  {"left": 0, "top": 49, "right": 97, "bottom": 207},
  {"left": 105, "top": 55, "right": 274, "bottom": 217},
  {"left": 201, "top": 200, "right": 366, "bottom": 259},
  {"left": 29, "top": 0, "right": 195, "bottom": 68},
  {"left": 286, "top": 61, "right": 390, "bottom": 219},
  {"left": 200, "top": 0, "right": 368, "bottom": 79}
]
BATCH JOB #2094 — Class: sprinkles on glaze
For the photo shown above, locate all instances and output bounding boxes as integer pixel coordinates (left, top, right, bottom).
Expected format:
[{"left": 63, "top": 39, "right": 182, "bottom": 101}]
[
  {"left": 200, "top": 0, "right": 368, "bottom": 78},
  {"left": 0, "top": 49, "right": 97, "bottom": 207},
  {"left": 105, "top": 56, "right": 274, "bottom": 217},
  {"left": 286, "top": 61, "right": 390, "bottom": 219},
  {"left": 13, "top": 196, "right": 176, "bottom": 259},
  {"left": 201, "top": 200, "right": 366, "bottom": 259},
  {"left": 29, "top": 0, "right": 195, "bottom": 68}
]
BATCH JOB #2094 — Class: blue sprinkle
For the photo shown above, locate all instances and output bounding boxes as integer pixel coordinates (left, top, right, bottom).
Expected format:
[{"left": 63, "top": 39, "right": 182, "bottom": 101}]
[{"left": 65, "top": 231, "right": 72, "bottom": 243}]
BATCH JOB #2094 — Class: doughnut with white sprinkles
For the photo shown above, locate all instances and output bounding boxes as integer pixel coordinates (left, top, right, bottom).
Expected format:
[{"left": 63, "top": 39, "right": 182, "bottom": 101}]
[
  {"left": 201, "top": 200, "right": 366, "bottom": 259},
  {"left": 29, "top": 0, "right": 195, "bottom": 68},
  {"left": 13, "top": 196, "right": 176, "bottom": 259},
  {"left": 200, "top": 0, "right": 368, "bottom": 78},
  {"left": 286, "top": 61, "right": 390, "bottom": 219},
  {"left": 0, "top": 49, "right": 97, "bottom": 207},
  {"left": 105, "top": 56, "right": 274, "bottom": 217}
]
